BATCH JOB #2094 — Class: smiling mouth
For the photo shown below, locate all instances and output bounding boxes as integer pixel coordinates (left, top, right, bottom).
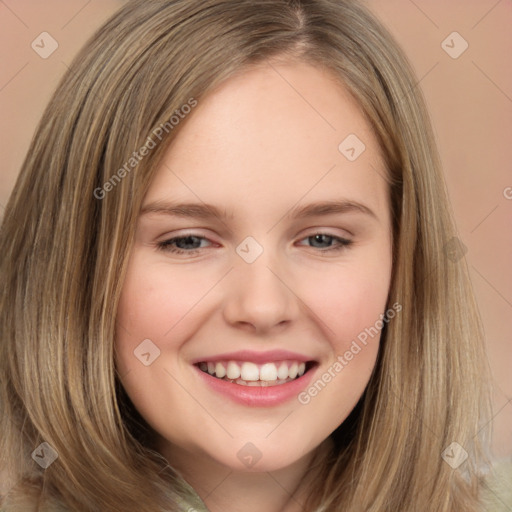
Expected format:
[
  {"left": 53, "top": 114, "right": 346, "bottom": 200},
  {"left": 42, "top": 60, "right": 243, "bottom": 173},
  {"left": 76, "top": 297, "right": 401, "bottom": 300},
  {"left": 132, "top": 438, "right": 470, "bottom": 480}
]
[{"left": 196, "top": 359, "right": 317, "bottom": 387}]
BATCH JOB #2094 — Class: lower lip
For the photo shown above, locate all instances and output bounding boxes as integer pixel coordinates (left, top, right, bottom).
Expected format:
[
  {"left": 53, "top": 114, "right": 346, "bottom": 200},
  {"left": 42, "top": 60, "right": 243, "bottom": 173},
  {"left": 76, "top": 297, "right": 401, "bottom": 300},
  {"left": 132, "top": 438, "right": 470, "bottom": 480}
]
[{"left": 193, "top": 364, "right": 317, "bottom": 407}]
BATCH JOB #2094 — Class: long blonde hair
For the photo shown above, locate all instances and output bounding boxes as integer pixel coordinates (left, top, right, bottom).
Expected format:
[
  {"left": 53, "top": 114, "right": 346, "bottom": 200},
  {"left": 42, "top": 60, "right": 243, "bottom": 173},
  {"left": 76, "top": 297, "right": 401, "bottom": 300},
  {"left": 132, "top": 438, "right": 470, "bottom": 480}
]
[{"left": 0, "top": 0, "right": 490, "bottom": 510}]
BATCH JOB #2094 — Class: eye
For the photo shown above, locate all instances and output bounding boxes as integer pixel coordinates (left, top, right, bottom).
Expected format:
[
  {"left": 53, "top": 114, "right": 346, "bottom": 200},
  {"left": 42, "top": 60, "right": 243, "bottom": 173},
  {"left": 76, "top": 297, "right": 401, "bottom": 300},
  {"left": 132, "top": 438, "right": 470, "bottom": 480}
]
[
  {"left": 156, "top": 234, "right": 213, "bottom": 255},
  {"left": 296, "top": 233, "right": 352, "bottom": 252},
  {"left": 155, "top": 232, "right": 352, "bottom": 256}
]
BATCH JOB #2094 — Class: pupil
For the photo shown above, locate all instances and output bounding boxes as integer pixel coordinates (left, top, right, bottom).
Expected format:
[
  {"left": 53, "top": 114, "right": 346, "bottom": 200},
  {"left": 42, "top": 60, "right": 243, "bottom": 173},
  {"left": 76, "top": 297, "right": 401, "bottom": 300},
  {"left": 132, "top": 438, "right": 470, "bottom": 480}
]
[
  {"left": 312, "top": 234, "right": 331, "bottom": 247},
  {"left": 177, "top": 236, "right": 200, "bottom": 249}
]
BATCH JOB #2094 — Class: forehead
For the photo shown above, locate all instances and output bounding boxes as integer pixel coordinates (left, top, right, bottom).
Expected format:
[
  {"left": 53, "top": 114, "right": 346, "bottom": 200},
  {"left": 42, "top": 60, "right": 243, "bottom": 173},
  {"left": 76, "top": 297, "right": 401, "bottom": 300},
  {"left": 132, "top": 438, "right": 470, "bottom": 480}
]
[{"left": 144, "top": 60, "right": 388, "bottom": 221}]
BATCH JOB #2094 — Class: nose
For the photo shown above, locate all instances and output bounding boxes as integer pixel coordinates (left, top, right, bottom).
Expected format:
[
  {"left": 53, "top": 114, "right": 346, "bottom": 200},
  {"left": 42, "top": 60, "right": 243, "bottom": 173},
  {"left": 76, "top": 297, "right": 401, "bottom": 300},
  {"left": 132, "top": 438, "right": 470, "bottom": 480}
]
[{"left": 222, "top": 254, "right": 299, "bottom": 334}]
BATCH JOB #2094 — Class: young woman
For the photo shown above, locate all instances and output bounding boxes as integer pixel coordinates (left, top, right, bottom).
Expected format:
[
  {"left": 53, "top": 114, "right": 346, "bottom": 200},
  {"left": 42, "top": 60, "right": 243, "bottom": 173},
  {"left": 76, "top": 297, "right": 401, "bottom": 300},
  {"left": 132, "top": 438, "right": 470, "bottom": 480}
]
[{"left": 0, "top": 0, "right": 492, "bottom": 510}]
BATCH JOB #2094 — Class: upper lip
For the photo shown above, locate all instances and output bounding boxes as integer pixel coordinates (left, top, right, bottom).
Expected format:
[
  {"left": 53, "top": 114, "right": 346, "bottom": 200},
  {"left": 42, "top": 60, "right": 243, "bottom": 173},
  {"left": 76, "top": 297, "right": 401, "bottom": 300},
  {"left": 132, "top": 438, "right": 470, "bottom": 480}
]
[{"left": 191, "top": 349, "right": 317, "bottom": 365}]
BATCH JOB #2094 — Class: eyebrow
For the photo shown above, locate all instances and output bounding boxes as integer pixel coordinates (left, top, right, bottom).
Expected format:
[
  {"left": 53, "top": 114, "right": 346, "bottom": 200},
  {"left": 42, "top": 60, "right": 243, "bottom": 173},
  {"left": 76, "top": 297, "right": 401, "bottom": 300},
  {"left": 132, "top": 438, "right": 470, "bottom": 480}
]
[
  {"left": 286, "top": 200, "right": 376, "bottom": 220},
  {"left": 140, "top": 201, "right": 233, "bottom": 219},
  {"left": 140, "top": 199, "right": 377, "bottom": 220}
]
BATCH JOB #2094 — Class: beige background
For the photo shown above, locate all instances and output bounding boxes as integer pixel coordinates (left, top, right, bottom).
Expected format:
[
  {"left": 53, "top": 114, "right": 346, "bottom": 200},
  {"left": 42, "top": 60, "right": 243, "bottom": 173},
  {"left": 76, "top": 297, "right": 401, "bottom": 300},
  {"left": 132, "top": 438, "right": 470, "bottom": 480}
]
[{"left": 0, "top": 0, "right": 511, "bottom": 460}]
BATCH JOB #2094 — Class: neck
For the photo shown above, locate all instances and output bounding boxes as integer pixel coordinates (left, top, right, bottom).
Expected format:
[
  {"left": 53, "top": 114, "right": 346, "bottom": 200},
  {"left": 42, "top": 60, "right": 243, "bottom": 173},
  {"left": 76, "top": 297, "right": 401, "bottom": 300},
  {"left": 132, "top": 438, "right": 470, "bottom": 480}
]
[{"left": 159, "top": 437, "right": 334, "bottom": 512}]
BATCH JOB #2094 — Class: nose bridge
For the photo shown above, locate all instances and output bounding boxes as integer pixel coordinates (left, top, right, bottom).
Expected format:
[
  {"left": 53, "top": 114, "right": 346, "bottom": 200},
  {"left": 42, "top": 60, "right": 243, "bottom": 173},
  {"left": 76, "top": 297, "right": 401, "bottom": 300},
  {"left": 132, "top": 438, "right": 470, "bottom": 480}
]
[{"left": 222, "top": 240, "right": 298, "bottom": 331}]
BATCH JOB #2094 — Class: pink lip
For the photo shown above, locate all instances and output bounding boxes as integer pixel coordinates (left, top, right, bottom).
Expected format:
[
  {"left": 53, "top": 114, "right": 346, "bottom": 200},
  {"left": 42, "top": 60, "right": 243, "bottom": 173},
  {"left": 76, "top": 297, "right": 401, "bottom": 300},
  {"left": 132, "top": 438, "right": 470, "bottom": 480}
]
[
  {"left": 193, "top": 362, "right": 319, "bottom": 407},
  {"left": 191, "top": 349, "right": 315, "bottom": 365}
]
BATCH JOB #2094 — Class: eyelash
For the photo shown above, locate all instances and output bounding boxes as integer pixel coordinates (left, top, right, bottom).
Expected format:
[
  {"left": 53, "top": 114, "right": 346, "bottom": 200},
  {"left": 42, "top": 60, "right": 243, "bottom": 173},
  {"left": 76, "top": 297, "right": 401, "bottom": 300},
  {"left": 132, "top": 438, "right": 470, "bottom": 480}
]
[{"left": 156, "top": 232, "right": 353, "bottom": 255}]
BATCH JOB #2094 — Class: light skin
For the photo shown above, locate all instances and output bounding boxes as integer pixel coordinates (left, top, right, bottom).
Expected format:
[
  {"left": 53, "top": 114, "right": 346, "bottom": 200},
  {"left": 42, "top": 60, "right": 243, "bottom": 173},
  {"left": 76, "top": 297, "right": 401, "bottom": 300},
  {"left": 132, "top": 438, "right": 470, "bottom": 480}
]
[{"left": 115, "top": 60, "right": 392, "bottom": 512}]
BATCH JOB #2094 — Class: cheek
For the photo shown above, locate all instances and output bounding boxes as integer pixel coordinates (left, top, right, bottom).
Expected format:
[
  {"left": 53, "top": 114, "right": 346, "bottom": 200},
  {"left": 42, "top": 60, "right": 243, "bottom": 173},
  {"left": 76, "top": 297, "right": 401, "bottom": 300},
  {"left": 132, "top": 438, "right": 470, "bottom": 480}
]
[
  {"left": 304, "top": 258, "right": 391, "bottom": 351},
  {"left": 116, "top": 255, "right": 215, "bottom": 346},
  {"left": 296, "top": 268, "right": 389, "bottom": 421},
  {"left": 113, "top": 256, "right": 209, "bottom": 437},
  {"left": 293, "top": 251, "right": 391, "bottom": 418},
  {"left": 114, "top": 261, "right": 197, "bottom": 387}
]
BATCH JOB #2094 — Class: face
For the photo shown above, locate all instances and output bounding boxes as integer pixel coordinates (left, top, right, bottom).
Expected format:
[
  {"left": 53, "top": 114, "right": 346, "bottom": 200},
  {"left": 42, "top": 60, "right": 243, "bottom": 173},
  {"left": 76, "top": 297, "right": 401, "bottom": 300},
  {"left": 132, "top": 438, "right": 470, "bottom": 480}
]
[{"left": 115, "top": 60, "right": 392, "bottom": 476}]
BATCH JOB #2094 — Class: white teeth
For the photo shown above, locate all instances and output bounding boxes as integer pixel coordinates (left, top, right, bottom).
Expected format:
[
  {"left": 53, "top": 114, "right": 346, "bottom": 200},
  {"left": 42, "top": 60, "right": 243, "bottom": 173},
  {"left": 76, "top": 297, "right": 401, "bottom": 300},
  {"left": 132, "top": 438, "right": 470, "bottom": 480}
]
[
  {"left": 226, "top": 361, "right": 241, "bottom": 380},
  {"left": 215, "top": 362, "right": 226, "bottom": 378},
  {"left": 277, "top": 362, "right": 289, "bottom": 380},
  {"left": 240, "top": 362, "right": 259, "bottom": 381},
  {"left": 199, "top": 359, "right": 310, "bottom": 383},
  {"left": 260, "top": 363, "right": 278, "bottom": 381}
]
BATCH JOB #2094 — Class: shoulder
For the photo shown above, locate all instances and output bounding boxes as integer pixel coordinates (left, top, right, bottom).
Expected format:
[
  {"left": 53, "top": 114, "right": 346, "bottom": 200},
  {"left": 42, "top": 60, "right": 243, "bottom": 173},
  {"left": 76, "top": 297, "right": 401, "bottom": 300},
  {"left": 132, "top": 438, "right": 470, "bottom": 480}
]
[{"left": 480, "top": 459, "right": 512, "bottom": 512}]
